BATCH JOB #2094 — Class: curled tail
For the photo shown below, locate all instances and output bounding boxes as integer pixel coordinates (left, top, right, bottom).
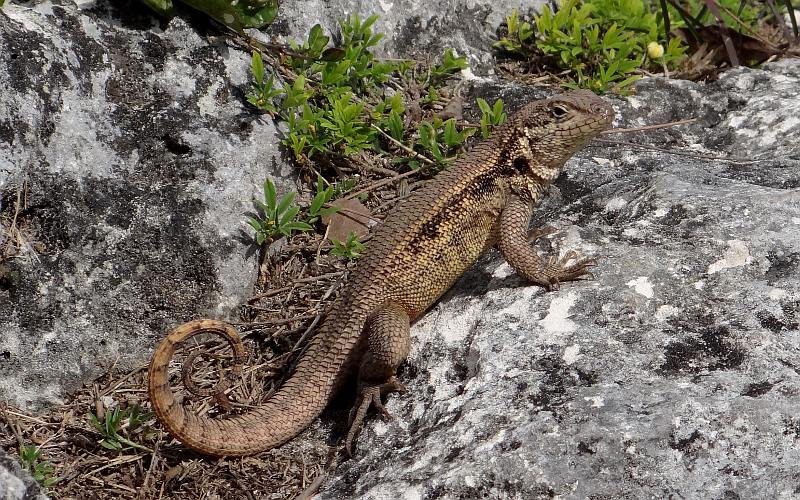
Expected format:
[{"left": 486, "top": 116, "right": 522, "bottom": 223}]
[{"left": 148, "top": 319, "right": 344, "bottom": 456}]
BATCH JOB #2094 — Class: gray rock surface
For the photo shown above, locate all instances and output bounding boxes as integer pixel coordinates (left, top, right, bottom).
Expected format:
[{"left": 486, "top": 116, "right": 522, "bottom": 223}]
[
  {"left": 0, "top": 449, "right": 48, "bottom": 500},
  {"left": 0, "top": 0, "right": 284, "bottom": 410},
  {"left": 266, "top": 0, "right": 542, "bottom": 73},
  {"left": 325, "top": 61, "right": 800, "bottom": 498},
  {"left": 3, "top": 0, "right": 800, "bottom": 498}
]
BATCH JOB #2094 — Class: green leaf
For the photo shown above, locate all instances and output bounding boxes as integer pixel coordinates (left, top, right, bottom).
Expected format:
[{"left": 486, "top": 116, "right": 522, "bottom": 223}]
[
  {"left": 100, "top": 440, "right": 122, "bottom": 451},
  {"left": 276, "top": 191, "right": 296, "bottom": 217},
  {"left": 263, "top": 179, "right": 277, "bottom": 212},
  {"left": 387, "top": 111, "right": 404, "bottom": 141},
  {"left": 278, "top": 205, "right": 301, "bottom": 226},
  {"left": 251, "top": 51, "right": 264, "bottom": 85},
  {"left": 442, "top": 118, "right": 461, "bottom": 148},
  {"left": 178, "top": 0, "right": 279, "bottom": 30},
  {"left": 492, "top": 98, "right": 504, "bottom": 119},
  {"left": 310, "top": 191, "right": 327, "bottom": 216},
  {"left": 476, "top": 98, "right": 491, "bottom": 115},
  {"left": 282, "top": 221, "right": 313, "bottom": 232},
  {"left": 140, "top": 0, "right": 175, "bottom": 16}
]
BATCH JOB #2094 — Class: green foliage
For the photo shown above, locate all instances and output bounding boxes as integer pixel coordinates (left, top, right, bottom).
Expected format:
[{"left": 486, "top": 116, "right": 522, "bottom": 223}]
[
  {"left": 476, "top": 98, "right": 507, "bottom": 139},
  {"left": 307, "top": 177, "right": 340, "bottom": 224},
  {"left": 330, "top": 232, "right": 366, "bottom": 259},
  {"left": 411, "top": 116, "right": 475, "bottom": 170},
  {"left": 318, "top": 93, "right": 373, "bottom": 154},
  {"left": 246, "top": 15, "right": 477, "bottom": 165},
  {"left": 140, "top": 0, "right": 278, "bottom": 30},
  {"left": 429, "top": 48, "right": 469, "bottom": 84},
  {"left": 19, "top": 445, "right": 57, "bottom": 488},
  {"left": 248, "top": 178, "right": 313, "bottom": 246},
  {"left": 330, "top": 178, "right": 361, "bottom": 199},
  {"left": 494, "top": 9, "right": 534, "bottom": 52},
  {"left": 495, "top": 2, "right": 687, "bottom": 93},
  {"left": 88, "top": 404, "right": 153, "bottom": 453},
  {"left": 246, "top": 52, "right": 282, "bottom": 114}
]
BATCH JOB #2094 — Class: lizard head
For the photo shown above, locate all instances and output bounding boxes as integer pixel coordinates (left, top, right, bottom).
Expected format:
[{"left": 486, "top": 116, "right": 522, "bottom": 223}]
[{"left": 512, "top": 89, "right": 614, "bottom": 180}]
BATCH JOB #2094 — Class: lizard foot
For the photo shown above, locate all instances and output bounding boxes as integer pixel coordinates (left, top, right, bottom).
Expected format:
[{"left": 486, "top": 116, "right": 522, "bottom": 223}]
[
  {"left": 345, "top": 376, "right": 406, "bottom": 456},
  {"left": 543, "top": 250, "right": 597, "bottom": 290}
]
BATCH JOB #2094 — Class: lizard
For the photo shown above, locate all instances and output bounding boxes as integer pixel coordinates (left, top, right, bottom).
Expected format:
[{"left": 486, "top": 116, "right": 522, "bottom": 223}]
[{"left": 148, "top": 89, "right": 615, "bottom": 457}]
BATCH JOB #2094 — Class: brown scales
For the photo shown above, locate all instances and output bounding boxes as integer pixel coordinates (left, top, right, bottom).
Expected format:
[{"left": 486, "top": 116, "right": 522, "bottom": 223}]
[{"left": 147, "top": 89, "right": 615, "bottom": 457}]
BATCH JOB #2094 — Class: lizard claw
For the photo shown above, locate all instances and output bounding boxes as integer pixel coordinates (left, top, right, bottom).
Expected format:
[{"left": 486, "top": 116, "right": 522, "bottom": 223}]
[
  {"left": 543, "top": 251, "right": 597, "bottom": 290},
  {"left": 345, "top": 377, "right": 405, "bottom": 456}
]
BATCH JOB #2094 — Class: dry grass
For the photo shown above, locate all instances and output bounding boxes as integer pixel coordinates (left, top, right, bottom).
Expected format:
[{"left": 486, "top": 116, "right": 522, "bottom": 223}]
[{"left": 1, "top": 181, "right": 44, "bottom": 267}]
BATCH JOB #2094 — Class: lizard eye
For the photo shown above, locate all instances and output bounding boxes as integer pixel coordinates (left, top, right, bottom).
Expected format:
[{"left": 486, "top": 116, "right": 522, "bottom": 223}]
[{"left": 551, "top": 105, "right": 568, "bottom": 119}]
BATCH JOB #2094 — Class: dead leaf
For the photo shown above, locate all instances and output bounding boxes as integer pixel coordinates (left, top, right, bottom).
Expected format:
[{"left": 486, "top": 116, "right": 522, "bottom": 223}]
[{"left": 321, "top": 199, "right": 373, "bottom": 242}]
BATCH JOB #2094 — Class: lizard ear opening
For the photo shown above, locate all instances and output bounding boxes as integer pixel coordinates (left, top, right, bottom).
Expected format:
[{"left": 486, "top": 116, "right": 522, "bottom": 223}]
[{"left": 512, "top": 156, "right": 529, "bottom": 173}]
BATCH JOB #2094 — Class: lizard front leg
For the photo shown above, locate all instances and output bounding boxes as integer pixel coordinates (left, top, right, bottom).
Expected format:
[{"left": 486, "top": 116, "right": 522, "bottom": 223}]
[
  {"left": 345, "top": 301, "right": 410, "bottom": 455},
  {"left": 498, "top": 194, "right": 595, "bottom": 290}
]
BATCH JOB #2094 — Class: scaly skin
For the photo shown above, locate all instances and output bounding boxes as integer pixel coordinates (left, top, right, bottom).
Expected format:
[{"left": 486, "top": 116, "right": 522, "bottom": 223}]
[{"left": 148, "top": 89, "right": 614, "bottom": 456}]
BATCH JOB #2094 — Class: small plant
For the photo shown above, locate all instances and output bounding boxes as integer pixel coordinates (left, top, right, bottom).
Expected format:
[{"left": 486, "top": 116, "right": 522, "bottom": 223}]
[
  {"left": 494, "top": 2, "right": 686, "bottom": 93},
  {"left": 246, "top": 52, "right": 282, "bottom": 114},
  {"left": 330, "top": 232, "right": 366, "bottom": 259},
  {"left": 248, "top": 178, "right": 313, "bottom": 246},
  {"left": 476, "top": 98, "right": 507, "bottom": 139},
  {"left": 19, "top": 444, "right": 57, "bottom": 488},
  {"left": 428, "top": 48, "right": 469, "bottom": 84},
  {"left": 494, "top": 9, "right": 535, "bottom": 53},
  {"left": 306, "top": 176, "right": 339, "bottom": 224},
  {"left": 140, "top": 0, "right": 278, "bottom": 30},
  {"left": 245, "top": 14, "right": 477, "bottom": 169},
  {"left": 410, "top": 116, "right": 475, "bottom": 170},
  {"left": 330, "top": 178, "right": 361, "bottom": 199},
  {"left": 88, "top": 404, "right": 153, "bottom": 452}
]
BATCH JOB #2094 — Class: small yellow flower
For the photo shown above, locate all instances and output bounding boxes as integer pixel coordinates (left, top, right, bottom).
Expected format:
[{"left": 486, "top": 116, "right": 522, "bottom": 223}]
[{"left": 647, "top": 41, "right": 665, "bottom": 59}]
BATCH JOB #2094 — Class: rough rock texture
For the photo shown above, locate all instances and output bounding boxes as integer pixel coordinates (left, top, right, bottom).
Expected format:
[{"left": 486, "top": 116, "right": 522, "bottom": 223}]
[
  {"left": 0, "top": 0, "right": 286, "bottom": 410},
  {"left": 267, "top": 0, "right": 543, "bottom": 73},
  {"left": 3, "top": 0, "right": 800, "bottom": 498},
  {"left": 325, "top": 61, "right": 800, "bottom": 498},
  {"left": 0, "top": 449, "right": 48, "bottom": 500}
]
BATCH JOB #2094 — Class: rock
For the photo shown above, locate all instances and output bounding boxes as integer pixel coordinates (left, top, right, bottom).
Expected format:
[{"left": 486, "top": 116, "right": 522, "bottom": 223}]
[
  {"left": 324, "top": 60, "right": 800, "bottom": 498},
  {"left": 0, "top": 1, "right": 288, "bottom": 410},
  {"left": 266, "top": 0, "right": 535, "bottom": 73},
  {"left": 3, "top": 0, "right": 800, "bottom": 498},
  {"left": 0, "top": 449, "right": 48, "bottom": 500}
]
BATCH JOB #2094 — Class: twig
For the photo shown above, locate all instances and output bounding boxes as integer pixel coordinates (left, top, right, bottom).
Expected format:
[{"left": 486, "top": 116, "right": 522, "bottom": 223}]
[
  {"left": 291, "top": 278, "right": 343, "bottom": 353},
  {"left": 295, "top": 468, "right": 326, "bottom": 500},
  {"left": 82, "top": 453, "right": 148, "bottom": 478},
  {"left": 601, "top": 118, "right": 697, "bottom": 134},
  {"left": 593, "top": 138, "right": 776, "bottom": 164},
  {"left": 139, "top": 435, "right": 161, "bottom": 500},
  {"left": 241, "top": 312, "right": 319, "bottom": 328},
  {"left": 371, "top": 124, "right": 434, "bottom": 166},
  {"left": 344, "top": 168, "right": 423, "bottom": 201},
  {"left": 247, "top": 271, "right": 346, "bottom": 301}
]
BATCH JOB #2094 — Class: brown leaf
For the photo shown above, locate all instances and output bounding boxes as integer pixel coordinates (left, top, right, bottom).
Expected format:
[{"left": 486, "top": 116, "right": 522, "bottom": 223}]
[{"left": 321, "top": 198, "right": 373, "bottom": 242}]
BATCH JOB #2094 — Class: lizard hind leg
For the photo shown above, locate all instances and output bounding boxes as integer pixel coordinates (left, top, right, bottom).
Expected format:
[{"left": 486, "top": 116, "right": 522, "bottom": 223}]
[{"left": 345, "top": 301, "right": 411, "bottom": 455}]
